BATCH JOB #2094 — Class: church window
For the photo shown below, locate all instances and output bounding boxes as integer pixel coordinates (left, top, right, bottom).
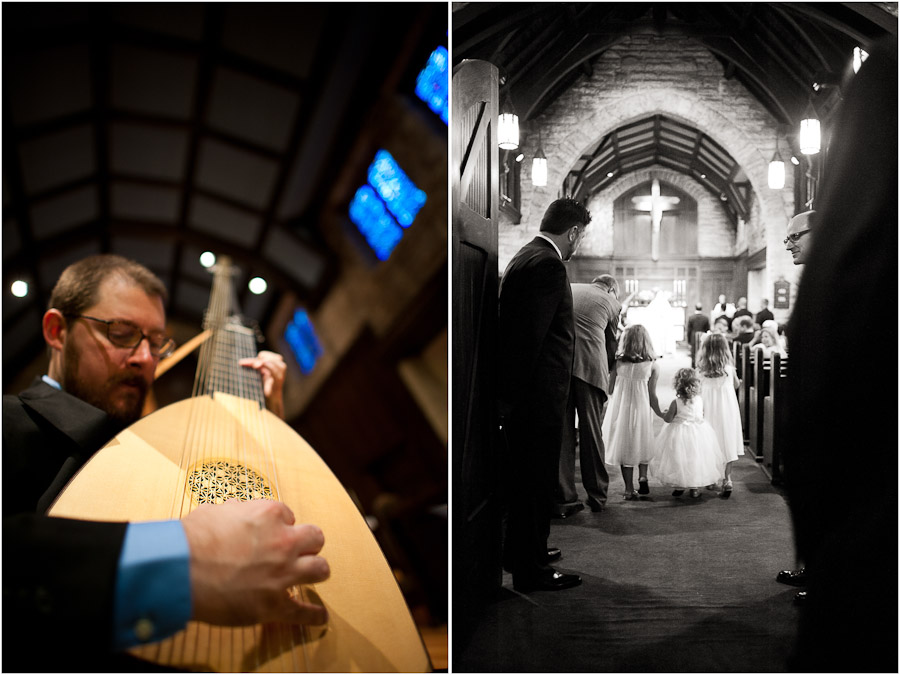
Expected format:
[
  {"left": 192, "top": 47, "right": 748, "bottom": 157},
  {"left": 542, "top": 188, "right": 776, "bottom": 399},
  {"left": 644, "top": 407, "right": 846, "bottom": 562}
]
[
  {"left": 284, "top": 308, "right": 323, "bottom": 375},
  {"left": 415, "top": 45, "right": 448, "bottom": 124},
  {"left": 349, "top": 150, "right": 427, "bottom": 260}
]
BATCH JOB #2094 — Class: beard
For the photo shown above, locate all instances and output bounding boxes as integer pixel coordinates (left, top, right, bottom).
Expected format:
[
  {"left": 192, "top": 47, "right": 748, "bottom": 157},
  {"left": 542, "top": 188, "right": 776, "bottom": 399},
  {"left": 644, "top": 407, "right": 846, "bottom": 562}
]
[{"left": 62, "top": 341, "right": 149, "bottom": 426}]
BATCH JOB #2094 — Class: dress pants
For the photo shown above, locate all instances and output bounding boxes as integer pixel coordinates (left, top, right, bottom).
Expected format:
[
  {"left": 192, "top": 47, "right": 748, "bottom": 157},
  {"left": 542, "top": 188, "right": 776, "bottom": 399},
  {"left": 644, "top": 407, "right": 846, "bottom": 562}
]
[
  {"left": 556, "top": 377, "right": 610, "bottom": 511},
  {"left": 503, "top": 404, "right": 566, "bottom": 585}
]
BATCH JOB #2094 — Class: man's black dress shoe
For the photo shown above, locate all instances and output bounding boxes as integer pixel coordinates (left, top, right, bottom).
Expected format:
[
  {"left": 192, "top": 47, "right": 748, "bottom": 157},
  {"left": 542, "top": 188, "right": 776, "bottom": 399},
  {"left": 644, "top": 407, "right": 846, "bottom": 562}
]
[
  {"left": 776, "top": 568, "right": 808, "bottom": 587},
  {"left": 545, "top": 547, "right": 561, "bottom": 563},
  {"left": 513, "top": 570, "right": 582, "bottom": 593},
  {"left": 793, "top": 590, "right": 808, "bottom": 605},
  {"left": 551, "top": 503, "right": 584, "bottom": 519},
  {"left": 587, "top": 500, "right": 605, "bottom": 512}
]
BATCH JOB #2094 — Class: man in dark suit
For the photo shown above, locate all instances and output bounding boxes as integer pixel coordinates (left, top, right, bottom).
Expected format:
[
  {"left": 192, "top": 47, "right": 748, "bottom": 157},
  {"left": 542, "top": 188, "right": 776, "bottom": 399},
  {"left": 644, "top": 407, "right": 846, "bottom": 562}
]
[
  {"left": 784, "top": 37, "right": 897, "bottom": 672},
  {"left": 685, "top": 303, "right": 711, "bottom": 367},
  {"left": 3, "top": 255, "right": 326, "bottom": 671},
  {"left": 754, "top": 298, "right": 774, "bottom": 326},
  {"left": 555, "top": 274, "right": 621, "bottom": 516},
  {"left": 498, "top": 198, "right": 588, "bottom": 592}
]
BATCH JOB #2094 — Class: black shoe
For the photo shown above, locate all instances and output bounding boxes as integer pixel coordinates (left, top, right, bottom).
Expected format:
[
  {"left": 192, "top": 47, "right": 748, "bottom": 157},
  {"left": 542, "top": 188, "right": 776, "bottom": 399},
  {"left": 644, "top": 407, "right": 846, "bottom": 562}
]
[
  {"left": 587, "top": 500, "right": 605, "bottom": 512},
  {"left": 513, "top": 570, "right": 582, "bottom": 593},
  {"left": 638, "top": 479, "right": 650, "bottom": 495},
  {"left": 793, "top": 590, "right": 808, "bottom": 605},
  {"left": 672, "top": 489, "right": 684, "bottom": 497},
  {"left": 776, "top": 568, "right": 808, "bottom": 587},
  {"left": 545, "top": 547, "right": 561, "bottom": 563},
  {"left": 551, "top": 503, "right": 584, "bottom": 519}
]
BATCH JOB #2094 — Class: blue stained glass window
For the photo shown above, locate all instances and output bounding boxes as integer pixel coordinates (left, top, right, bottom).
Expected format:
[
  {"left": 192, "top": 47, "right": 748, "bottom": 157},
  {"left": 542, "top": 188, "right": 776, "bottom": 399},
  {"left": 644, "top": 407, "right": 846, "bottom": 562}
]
[
  {"left": 415, "top": 46, "right": 448, "bottom": 125},
  {"left": 367, "top": 150, "right": 427, "bottom": 227},
  {"left": 284, "top": 309, "right": 323, "bottom": 375},
  {"left": 349, "top": 184, "right": 404, "bottom": 261}
]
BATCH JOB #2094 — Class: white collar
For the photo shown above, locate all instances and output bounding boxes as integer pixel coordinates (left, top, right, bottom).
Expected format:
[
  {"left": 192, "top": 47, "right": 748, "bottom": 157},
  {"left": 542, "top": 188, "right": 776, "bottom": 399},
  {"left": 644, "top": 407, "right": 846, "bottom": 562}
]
[
  {"left": 42, "top": 374, "right": 62, "bottom": 390},
  {"left": 535, "top": 233, "right": 562, "bottom": 259}
]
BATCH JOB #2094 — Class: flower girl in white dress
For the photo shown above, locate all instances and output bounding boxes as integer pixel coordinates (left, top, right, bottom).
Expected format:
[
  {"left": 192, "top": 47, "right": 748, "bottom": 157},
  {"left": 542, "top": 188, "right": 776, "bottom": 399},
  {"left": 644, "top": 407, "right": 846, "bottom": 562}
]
[
  {"left": 697, "top": 333, "right": 744, "bottom": 497},
  {"left": 651, "top": 367, "right": 723, "bottom": 498}
]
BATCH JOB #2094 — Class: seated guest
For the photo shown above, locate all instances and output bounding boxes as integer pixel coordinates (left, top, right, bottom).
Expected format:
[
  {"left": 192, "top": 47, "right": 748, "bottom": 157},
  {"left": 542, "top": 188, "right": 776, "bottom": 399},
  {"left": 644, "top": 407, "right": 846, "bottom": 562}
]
[
  {"left": 711, "top": 315, "right": 731, "bottom": 335},
  {"left": 750, "top": 325, "right": 786, "bottom": 358},
  {"left": 732, "top": 316, "right": 755, "bottom": 345},
  {"left": 755, "top": 298, "right": 775, "bottom": 326}
]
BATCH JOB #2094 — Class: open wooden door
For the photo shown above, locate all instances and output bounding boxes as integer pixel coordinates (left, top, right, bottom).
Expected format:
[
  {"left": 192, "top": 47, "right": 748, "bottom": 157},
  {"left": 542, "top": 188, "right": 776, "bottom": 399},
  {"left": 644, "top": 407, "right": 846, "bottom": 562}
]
[{"left": 451, "top": 59, "right": 500, "bottom": 644}]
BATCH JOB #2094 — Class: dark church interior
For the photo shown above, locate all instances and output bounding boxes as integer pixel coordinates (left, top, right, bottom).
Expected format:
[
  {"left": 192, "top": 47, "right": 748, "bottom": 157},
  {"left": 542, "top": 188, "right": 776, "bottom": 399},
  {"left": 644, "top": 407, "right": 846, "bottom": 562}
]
[
  {"left": 452, "top": 2, "right": 896, "bottom": 672},
  {"left": 3, "top": 2, "right": 447, "bottom": 668}
]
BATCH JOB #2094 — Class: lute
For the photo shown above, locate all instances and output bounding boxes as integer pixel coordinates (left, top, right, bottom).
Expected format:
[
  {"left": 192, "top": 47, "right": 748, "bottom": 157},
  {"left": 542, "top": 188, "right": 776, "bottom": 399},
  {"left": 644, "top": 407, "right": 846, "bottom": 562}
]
[{"left": 49, "top": 257, "right": 431, "bottom": 672}]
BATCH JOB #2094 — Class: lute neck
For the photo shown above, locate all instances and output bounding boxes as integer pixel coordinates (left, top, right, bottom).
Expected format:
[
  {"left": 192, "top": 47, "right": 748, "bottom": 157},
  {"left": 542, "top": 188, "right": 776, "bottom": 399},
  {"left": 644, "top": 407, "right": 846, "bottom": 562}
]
[{"left": 192, "top": 256, "right": 264, "bottom": 408}]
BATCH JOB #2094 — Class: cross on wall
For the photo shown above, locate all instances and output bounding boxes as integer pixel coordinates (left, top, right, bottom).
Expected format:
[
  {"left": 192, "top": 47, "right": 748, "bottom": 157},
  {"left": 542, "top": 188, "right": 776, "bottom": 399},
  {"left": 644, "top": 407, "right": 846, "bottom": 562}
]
[{"left": 631, "top": 178, "right": 680, "bottom": 261}]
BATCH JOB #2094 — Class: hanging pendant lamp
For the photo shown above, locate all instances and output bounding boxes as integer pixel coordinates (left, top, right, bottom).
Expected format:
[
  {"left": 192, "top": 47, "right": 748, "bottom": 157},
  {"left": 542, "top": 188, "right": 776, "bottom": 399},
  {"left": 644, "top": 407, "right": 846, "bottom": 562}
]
[
  {"left": 498, "top": 92, "right": 519, "bottom": 150},
  {"left": 532, "top": 127, "right": 547, "bottom": 187},
  {"left": 799, "top": 101, "right": 821, "bottom": 155},
  {"left": 768, "top": 136, "right": 785, "bottom": 189}
]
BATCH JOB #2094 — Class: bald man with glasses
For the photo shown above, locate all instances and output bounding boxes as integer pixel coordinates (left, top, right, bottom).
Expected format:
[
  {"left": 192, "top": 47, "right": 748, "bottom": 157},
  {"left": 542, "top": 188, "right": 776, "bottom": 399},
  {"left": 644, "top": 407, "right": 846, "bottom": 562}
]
[{"left": 784, "top": 209, "right": 815, "bottom": 265}]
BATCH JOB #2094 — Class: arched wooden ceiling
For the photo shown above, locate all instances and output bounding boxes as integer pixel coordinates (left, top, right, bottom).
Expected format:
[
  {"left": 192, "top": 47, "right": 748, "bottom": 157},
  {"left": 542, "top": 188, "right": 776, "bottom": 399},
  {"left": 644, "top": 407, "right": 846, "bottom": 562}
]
[
  {"left": 568, "top": 115, "right": 752, "bottom": 225},
  {"left": 3, "top": 3, "right": 447, "bottom": 384},
  {"left": 455, "top": 2, "right": 896, "bottom": 213}
]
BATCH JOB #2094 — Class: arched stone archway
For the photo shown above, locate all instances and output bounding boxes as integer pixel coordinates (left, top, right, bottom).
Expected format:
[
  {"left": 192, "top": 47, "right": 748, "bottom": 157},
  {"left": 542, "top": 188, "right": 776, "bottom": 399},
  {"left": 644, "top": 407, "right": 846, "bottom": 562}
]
[
  {"left": 522, "top": 93, "right": 788, "bottom": 235},
  {"left": 500, "top": 37, "right": 801, "bottom": 320}
]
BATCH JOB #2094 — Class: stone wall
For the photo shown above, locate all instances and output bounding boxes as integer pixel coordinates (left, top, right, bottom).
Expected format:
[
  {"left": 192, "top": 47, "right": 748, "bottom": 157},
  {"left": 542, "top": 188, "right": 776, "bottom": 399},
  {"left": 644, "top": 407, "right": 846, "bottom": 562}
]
[{"left": 501, "top": 33, "right": 801, "bottom": 322}]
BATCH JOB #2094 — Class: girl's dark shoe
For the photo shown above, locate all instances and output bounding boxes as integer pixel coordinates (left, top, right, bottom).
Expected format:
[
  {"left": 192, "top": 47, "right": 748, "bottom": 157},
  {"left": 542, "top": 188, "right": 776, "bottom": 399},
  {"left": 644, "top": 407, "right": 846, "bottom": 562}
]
[
  {"left": 638, "top": 478, "right": 650, "bottom": 495},
  {"left": 671, "top": 489, "right": 684, "bottom": 497}
]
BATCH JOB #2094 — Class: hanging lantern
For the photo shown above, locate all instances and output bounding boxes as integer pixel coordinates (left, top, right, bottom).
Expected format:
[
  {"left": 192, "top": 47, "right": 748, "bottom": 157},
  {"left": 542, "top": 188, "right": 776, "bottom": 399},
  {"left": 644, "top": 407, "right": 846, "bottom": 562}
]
[
  {"left": 532, "top": 152, "right": 547, "bottom": 187},
  {"left": 799, "top": 102, "right": 821, "bottom": 155},
  {"left": 768, "top": 137, "right": 785, "bottom": 189},
  {"left": 853, "top": 46, "right": 869, "bottom": 74},
  {"left": 768, "top": 156, "right": 785, "bottom": 189},
  {"left": 532, "top": 125, "right": 548, "bottom": 186},
  {"left": 498, "top": 112, "right": 519, "bottom": 150}
]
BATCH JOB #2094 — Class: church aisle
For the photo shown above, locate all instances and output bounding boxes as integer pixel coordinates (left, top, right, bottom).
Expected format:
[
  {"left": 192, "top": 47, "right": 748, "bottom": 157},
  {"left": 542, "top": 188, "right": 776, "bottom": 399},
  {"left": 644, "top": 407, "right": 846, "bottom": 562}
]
[{"left": 454, "top": 347, "right": 799, "bottom": 672}]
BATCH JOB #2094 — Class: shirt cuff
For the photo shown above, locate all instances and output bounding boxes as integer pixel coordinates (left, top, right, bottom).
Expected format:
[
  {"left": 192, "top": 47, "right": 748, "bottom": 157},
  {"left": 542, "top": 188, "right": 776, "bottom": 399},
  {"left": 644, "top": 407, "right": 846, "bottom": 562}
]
[{"left": 113, "top": 520, "right": 192, "bottom": 650}]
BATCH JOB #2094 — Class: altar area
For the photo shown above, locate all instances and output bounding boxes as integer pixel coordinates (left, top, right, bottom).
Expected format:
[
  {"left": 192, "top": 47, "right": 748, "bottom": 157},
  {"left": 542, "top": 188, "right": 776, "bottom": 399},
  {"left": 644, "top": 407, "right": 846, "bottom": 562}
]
[{"left": 624, "top": 298, "right": 685, "bottom": 357}]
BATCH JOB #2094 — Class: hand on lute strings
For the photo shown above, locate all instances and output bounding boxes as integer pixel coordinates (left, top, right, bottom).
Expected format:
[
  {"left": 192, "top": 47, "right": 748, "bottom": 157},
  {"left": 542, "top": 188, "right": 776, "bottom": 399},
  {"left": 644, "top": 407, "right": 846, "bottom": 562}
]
[
  {"left": 239, "top": 350, "right": 286, "bottom": 419},
  {"left": 182, "top": 499, "right": 330, "bottom": 626}
]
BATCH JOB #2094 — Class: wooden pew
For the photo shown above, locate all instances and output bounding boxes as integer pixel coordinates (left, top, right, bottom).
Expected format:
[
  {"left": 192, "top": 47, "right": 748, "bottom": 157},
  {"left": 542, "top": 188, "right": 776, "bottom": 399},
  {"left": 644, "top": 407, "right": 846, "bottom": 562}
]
[
  {"left": 762, "top": 352, "right": 789, "bottom": 484},
  {"left": 738, "top": 344, "right": 752, "bottom": 443},
  {"left": 747, "top": 348, "right": 769, "bottom": 460}
]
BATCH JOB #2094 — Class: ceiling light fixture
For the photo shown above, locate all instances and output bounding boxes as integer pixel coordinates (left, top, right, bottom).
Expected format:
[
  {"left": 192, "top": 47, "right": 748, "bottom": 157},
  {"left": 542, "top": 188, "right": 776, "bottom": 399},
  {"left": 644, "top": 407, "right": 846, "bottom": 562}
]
[
  {"left": 498, "top": 92, "right": 519, "bottom": 150},
  {"left": 768, "top": 136, "right": 785, "bottom": 190},
  {"left": 853, "top": 46, "right": 869, "bottom": 74},
  {"left": 799, "top": 101, "right": 821, "bottom": 155},
  {"left": 10, "top": 280, "right": 28, "bottom": 298},
  {"left": 248, "top": 277, "right": 268, "bottom": 295},
  {"left": 532, "top": 127, "right": 547, "bottom": 187}
]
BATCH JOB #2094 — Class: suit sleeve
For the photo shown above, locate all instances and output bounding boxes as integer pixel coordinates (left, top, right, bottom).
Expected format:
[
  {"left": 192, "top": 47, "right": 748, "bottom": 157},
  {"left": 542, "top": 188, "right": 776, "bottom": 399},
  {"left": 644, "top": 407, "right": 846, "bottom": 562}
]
[
  {"left": 2, "top": 514, "right": 127, "bottom": 670},
  {"left": 603, "top": 301, "right": 619, "bottom": 371},
  {"left": 498, "top": 258, "right": 569, "bottom": 417}
]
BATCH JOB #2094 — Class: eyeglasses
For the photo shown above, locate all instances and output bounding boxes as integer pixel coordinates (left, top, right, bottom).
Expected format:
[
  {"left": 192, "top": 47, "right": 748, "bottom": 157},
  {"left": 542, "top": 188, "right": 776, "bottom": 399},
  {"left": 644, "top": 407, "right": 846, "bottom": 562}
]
[
  {"left": 65, "top": 314, "right": 176, "bottom": 358},
  {"left": 783, "top": 230, "right": 810, "bottom": 245}
]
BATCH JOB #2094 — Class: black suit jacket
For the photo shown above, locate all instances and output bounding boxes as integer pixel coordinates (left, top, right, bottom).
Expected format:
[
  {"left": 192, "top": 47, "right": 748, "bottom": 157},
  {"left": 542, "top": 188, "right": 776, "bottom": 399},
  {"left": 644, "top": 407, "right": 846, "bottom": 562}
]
[
  {"left": 3, "top": 378, "right": 122, "bottom": 515},
  {"left": 754, "top": 308, "right": 774, "bottom": 325},
  {"left": 685, "top": 313, "right": 711, "bottom": 340},
  {"left": 2, "top": 379, "right": 134, "bottom": 671},
  {"left": 497, "top": 237, "right": 575, "bottom": 423}
]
